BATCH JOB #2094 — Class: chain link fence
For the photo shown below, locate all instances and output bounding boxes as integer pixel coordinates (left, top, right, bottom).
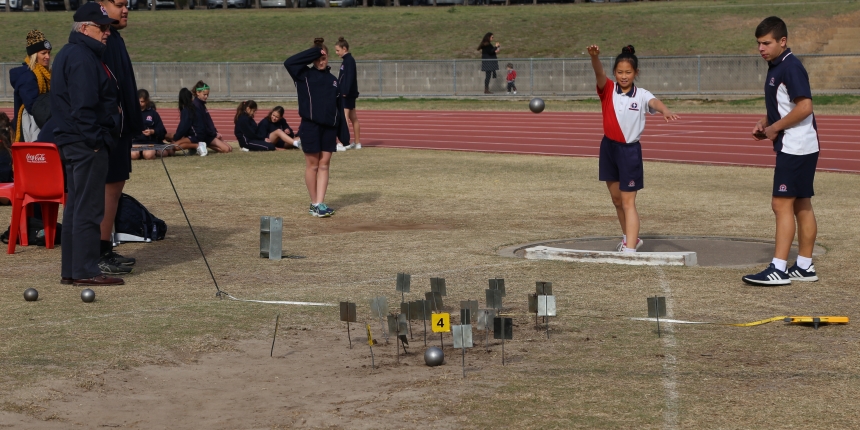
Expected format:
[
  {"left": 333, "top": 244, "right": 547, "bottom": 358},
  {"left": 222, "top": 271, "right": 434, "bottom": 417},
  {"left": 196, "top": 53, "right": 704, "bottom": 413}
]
[{"left": 2, "top": 54, "right": 858, "bottom": 101}]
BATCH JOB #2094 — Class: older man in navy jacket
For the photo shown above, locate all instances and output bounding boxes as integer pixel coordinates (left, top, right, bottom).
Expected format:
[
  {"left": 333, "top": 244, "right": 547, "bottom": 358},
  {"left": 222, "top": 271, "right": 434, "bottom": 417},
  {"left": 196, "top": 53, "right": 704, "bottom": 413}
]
[{"left": 50, "top": 3, "right": 124, "bottom": 286}]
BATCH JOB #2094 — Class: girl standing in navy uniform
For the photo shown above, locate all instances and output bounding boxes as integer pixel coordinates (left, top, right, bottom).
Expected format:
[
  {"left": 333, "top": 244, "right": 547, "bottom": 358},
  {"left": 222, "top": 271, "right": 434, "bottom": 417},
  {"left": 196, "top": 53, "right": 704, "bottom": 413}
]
[
  {"left": 257, "top": 106, "right": 300, "bottom": 149},
  {"left": 233, "top": 100, "right": 276, "bottom": 152},
  {"left": 284, "top": 38, "right": 350, "bottom": 218},
  {"left": 335, "top": 37, "right": 360, "bottom": 151},
  {"left": 588, "top": 45, "right": 678, "bottom": 253}
]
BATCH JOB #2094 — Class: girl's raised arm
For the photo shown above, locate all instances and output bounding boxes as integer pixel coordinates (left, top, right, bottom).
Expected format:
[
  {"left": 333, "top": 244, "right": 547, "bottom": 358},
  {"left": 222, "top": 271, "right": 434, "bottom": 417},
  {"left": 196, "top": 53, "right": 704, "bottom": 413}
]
[{"left": 587, "top": 45, "right": 607, "bottom": 91}]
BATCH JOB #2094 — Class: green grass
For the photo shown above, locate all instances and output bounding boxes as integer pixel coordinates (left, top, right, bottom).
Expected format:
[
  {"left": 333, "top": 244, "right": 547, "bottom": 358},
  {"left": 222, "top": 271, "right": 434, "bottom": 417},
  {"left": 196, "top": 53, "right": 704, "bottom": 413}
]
[
  {"left": 1, "top": 0, "right": 858, "bottom": 62},
  {"left": 3, "top": 147, "right": 860, "bottom": 427}
]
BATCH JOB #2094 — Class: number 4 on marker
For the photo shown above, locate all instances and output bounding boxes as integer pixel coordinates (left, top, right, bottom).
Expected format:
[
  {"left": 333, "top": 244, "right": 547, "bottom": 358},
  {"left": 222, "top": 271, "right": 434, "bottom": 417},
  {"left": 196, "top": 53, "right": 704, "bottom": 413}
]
[{"left": 431, "top": 313, "right": 451, "bottom": 333}]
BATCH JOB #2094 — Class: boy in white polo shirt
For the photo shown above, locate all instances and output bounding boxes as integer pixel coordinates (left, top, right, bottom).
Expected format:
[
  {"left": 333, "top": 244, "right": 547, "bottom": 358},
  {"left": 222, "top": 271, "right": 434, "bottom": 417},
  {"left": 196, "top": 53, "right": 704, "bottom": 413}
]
[{"left": 743, "top": 16, "right": 821, "bottom": 286}]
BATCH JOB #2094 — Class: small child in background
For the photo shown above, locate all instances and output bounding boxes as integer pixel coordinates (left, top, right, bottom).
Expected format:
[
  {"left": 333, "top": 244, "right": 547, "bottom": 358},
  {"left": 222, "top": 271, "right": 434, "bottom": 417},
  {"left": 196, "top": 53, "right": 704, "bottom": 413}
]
[
  {"left": 233, "top": 100, "right": 277, "bottom": 152},
  {"left": 506, "top": 63, "right": 517, "bottom": 95}
]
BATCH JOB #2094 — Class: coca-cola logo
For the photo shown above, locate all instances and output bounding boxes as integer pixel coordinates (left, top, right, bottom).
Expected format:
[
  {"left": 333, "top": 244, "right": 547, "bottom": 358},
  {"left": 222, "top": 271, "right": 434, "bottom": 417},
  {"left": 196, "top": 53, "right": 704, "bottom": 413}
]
[{"left": 26, "top": 153, "right": 47, "bottom": 164}]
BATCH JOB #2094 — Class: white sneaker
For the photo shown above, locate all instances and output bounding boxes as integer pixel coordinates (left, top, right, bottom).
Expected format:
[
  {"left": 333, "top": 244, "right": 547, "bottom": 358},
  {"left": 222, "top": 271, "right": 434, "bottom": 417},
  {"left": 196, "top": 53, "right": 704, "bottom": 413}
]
[
  {"left": 336, "top": 143, "right": 347, "bottom": 152},
  {"left": 354, "top": 143, "right": 361, "bottom": 149},
  {"left": 197, "top": 142, "right": 208, "bottom": 157},
  {"left": 506, "top": 91, "right": 511, "bottom": 95},
  {"left": 346, "top": 143, "right": 356, "bottom": 150},
  {"left": 293, "top": 139, "right": 301, "bottom": 149},
  {"left": 513, "top": 91, "right": 517, "bottom": 94},
  {"left": 240, "top": 147, "right": 250, "bottom": 152}
]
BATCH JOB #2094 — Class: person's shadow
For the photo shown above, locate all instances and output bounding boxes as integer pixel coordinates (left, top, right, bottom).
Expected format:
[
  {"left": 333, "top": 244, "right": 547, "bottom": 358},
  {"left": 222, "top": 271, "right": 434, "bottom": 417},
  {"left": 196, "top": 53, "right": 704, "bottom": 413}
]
[{"left": 327, "top": 192, "right": 381, "bottom": 210}]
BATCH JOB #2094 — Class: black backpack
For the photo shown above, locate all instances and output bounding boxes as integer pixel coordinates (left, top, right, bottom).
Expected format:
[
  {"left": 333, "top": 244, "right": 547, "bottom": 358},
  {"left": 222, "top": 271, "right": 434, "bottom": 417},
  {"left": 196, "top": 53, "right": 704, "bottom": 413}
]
[
  {"left": 1, "top": 216, "right": 61, "bottom": 247},
  {"left": 115, "top": 193, "right": 167, "bottom": 241}
]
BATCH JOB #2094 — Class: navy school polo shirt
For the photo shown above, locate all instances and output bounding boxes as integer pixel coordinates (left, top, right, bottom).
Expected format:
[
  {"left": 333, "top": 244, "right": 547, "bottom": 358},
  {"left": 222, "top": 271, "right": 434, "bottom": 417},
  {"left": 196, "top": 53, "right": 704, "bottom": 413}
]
[{"left": 764, "top": 48, "right": 819, "bottom": 155}]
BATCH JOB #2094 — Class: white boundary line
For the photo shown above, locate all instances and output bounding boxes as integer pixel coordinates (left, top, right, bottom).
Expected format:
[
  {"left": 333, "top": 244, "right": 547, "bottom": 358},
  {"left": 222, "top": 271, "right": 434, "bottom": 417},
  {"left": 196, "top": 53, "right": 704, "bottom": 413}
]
[{"left": 656, "top": 267, "right": 679, "bottom": 430}]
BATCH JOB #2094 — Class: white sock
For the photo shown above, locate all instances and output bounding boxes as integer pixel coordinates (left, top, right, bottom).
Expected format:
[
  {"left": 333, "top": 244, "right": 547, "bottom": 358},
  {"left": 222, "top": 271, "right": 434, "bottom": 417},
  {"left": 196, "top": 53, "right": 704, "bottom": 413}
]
[
  {"left": 623, "top": 247, "right": 636, "bottom": 253},
  {"left": 772, "top": 258, "right": 787, "bottom": 272},
  {"left": 796, "top": 256, "right": 813, "bottom": 270},
  {"left": 622, "top": 234, "right": 627, "bottom": 244}
]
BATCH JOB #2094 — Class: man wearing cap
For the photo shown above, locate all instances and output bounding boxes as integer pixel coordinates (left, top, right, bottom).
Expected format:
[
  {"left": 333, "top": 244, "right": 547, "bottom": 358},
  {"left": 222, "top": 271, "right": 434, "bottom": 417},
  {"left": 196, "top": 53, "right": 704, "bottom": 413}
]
[
  {"left": 50, "top": 2, "right": 124, "bottom": 286},
  {"left": 96, "top": 0, "right": 144, "bottom": 276}
]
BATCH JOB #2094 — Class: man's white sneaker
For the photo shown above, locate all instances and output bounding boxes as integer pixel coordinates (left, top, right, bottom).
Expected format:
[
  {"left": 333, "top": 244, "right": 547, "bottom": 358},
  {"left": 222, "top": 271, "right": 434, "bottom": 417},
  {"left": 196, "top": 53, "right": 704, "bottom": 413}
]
[
  {"left": 336, "top": 143, "right": 347, "bottom": 152},
  {"left": 197, "top": 142, "right": 208, "bottom": 157}
]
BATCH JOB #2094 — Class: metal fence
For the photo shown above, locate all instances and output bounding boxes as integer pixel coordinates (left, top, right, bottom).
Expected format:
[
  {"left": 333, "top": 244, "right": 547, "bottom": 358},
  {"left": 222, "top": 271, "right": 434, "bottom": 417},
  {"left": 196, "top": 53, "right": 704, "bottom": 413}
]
[{"left": 2, "top": 54, "right": 858, "bottom": 101}]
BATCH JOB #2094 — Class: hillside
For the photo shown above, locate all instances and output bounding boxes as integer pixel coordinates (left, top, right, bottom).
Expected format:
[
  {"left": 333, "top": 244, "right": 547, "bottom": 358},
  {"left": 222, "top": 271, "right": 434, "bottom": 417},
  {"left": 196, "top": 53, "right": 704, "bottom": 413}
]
[{"left": 1, "top": 0, "right": 858, "bottom": 62}]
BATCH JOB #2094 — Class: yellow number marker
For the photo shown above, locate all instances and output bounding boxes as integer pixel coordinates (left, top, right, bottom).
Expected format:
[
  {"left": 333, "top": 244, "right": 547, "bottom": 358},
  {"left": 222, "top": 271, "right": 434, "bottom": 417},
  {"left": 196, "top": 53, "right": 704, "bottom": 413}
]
[
  {"left": 431, "top": 313, "right": 451, "bottom": 333},
  {"left": 366, "top": 324, "right": 376, "bottom": 346}
]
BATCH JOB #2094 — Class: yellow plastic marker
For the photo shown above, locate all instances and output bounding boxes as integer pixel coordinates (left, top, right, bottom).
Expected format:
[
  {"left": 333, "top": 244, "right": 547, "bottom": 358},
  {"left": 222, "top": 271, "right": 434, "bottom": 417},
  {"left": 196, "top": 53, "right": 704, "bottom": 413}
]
[
  {"left": 366, "top": 324, "right": 376, "bottom": 346},
  {"left": 431, "top": 313, "right": 451, "bottom": 333}
]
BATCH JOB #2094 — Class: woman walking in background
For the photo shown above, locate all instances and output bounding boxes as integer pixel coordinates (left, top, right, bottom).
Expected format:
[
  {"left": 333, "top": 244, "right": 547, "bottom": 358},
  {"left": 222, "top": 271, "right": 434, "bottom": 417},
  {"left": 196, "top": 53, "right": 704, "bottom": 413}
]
[
  {"left": 335, "top": 37, "right": 361, "bottom": 151},
  {"left": 477, "top": 32, "right": 500, "bottom": 94}
]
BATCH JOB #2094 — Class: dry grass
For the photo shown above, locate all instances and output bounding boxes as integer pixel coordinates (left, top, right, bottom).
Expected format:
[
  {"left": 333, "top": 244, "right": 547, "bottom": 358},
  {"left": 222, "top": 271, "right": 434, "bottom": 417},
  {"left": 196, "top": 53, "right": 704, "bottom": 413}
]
[{"left": 2, "top": 147, "right": 860, "bottom": 427}]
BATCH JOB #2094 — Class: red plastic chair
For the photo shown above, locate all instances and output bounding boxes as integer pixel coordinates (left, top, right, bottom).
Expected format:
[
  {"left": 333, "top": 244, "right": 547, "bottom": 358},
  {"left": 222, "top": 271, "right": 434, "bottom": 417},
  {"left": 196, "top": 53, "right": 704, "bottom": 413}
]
[{"left": 6, "top": 142, "right": 65, "bottom": 254}]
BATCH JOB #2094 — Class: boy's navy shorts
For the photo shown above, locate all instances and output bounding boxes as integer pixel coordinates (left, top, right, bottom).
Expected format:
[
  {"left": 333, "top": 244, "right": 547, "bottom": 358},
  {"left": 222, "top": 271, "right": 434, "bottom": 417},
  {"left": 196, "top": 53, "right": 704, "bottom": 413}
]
[
  {"left": 343, "top": 97, "right": 357, "bottom": 110},
  {"left": 773, "top": 151, "right": 818, "bottom": 198},
  {"left": 298, "top": 119, "right": 337, "bottom": 154},
  {"left": 105, "top": 135, "right": 132, "bottom": 183},
  {"left": 598, "top": 136, "right": 644, "bottom": 191}
]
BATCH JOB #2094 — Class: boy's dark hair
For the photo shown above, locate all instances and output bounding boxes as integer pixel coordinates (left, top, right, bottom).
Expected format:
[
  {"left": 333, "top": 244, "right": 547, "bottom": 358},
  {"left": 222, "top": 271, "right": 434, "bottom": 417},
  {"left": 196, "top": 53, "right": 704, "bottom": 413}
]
[
  {"left": 234, "top": 100, "right": 258, "bottom": 123},
  {"left": 178, "top": 88, "right": 196, "bottom": 118},
  {"left": 755, "top": 16, "right": 788, "bottom": 40},
  {"left": 613, "top": 45, "right": 638, "bottom": 72},
  {"left": 137, "top": 88, "right": 155, "bottom": 110},
  {"left": 506, "top": 63, "right": 514, "bottom": 69}
]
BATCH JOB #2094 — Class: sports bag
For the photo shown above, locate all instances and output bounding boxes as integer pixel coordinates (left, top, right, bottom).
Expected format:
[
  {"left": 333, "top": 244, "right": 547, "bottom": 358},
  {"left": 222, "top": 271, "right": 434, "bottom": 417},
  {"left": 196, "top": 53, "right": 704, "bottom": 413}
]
[
  {"left": 114, "top": 193, "right": 167, "bottom": 241},
  {"left": 1, "top": 216, "right": 61, "bottom": 246}
]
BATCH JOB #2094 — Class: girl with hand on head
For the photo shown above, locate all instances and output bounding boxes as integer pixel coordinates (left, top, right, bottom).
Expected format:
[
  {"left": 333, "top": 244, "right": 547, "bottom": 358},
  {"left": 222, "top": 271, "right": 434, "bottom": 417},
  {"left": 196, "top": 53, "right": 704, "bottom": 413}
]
[
  {"left": 257, "top": 106, "right": 300, "bottom": 150},
  {"left": 233, "top": 100, "right": 277, "bottom": 152},
  {"left": 588, "top": 44, "right": 678, "bottom": 253},
  {"left": 335, "top": 37, "right": 360, "bottom": 151},
  {"left": 284, "top": 37, "right": 351, "bottom": 218}
]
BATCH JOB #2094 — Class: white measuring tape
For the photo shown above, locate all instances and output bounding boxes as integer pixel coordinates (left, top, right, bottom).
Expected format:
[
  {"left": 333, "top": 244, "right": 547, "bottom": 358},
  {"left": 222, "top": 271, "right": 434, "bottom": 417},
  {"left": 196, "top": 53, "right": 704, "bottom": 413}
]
[{"left": 222, "top": 292, "right": 335, "bottom": 307}]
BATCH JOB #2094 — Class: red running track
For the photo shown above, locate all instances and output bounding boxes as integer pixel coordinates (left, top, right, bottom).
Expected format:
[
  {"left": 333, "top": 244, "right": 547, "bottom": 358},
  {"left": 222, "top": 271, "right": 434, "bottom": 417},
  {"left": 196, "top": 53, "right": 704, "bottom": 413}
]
[{"left": 5, "top": 108, "right": 858, "bottom": 173}]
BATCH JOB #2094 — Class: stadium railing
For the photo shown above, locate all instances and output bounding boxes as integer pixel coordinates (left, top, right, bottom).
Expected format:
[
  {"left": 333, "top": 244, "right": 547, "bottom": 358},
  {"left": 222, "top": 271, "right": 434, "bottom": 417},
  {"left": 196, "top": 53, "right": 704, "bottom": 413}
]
[{"left": 1, "top": 54, "right": 857, "bottom": 101}]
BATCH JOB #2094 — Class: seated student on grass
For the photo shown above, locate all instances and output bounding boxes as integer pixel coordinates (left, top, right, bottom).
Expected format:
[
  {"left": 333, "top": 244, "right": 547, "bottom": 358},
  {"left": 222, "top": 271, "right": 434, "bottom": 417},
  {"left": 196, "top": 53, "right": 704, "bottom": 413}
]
[
  {"left": 132, "top": 89, "right": 172, "bottom": 160},
  {"left": 258, "top": 106, "right": 300, "bottom": 149},
  {"left": 193, "top": 80, "right": 232, "bottom": 155},
  {"left": 172, "top": 88, "right": 209, "bottom": 156},
  {"left": 234, "top": 100, "right": 276, "bottom": 152}
]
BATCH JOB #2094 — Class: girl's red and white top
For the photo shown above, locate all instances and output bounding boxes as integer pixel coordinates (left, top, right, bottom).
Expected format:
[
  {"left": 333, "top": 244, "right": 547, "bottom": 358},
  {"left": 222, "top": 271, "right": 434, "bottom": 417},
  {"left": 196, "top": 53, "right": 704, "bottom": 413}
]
[{"left": 598, "top": 80, "right": 656, "bottom": 144}]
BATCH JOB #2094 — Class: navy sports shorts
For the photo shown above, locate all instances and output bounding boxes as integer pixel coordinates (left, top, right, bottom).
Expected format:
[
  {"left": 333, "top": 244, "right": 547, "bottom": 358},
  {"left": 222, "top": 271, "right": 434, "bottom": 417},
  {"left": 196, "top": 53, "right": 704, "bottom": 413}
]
[
  {"left": 298, "top": 119, "right": 337, "bottom": 154},
  {"left": 773, "top": 151, "right": 818, "bottom": 198},
  {"left": 105, "top": 134, "right": 132, "bottom": 183},
  {"left": 343, "top": 97, "right": 357, "bottom": 110},
  {"left": 598, "top": 136, "right": 643, "bottom": 191}
]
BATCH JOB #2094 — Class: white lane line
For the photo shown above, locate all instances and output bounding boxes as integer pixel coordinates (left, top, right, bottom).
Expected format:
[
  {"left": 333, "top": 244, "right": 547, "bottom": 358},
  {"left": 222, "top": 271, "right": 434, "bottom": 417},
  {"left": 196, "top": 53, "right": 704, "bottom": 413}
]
[{"left": 655, "top": 267, "right": 679, "bottom": 430}]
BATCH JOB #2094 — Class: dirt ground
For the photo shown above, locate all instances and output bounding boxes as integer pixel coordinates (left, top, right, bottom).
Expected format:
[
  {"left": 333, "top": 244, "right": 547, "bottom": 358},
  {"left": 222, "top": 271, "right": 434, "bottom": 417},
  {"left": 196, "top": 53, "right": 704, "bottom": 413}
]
[{"left": 0, "top": 326, "right": 481, "bottom": 429}]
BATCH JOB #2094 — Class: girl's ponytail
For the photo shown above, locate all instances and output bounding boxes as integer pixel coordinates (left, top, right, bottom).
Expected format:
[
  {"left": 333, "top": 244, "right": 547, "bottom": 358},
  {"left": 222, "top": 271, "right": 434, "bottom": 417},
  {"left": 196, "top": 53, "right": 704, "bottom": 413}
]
[{"left": 234, "top": 100, "right": 258, "bottom": 123}]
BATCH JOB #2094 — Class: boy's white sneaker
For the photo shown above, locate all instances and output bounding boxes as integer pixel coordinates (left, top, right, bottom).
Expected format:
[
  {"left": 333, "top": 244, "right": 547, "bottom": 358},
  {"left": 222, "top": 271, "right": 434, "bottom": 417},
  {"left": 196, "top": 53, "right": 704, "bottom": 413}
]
[{"left": 197, "top": 142, "right": 208, "bottom": 157}]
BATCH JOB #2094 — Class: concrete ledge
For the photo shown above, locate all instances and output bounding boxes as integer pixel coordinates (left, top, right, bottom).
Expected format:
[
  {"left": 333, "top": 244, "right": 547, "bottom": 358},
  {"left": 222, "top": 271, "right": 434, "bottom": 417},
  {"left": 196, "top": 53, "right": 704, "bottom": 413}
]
[{"left": 524, "top": 246, "right": 698, "bottom": 267}]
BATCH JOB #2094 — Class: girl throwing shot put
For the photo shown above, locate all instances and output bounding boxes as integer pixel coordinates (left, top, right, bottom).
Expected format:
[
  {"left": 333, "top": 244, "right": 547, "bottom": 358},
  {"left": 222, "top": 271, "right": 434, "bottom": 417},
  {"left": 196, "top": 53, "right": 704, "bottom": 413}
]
[
  {"left": 284, "top": 38, "right": 350, "bottom": 218},
  {"left": 588, "top": 45, "right": 679, "bottom": 252}
]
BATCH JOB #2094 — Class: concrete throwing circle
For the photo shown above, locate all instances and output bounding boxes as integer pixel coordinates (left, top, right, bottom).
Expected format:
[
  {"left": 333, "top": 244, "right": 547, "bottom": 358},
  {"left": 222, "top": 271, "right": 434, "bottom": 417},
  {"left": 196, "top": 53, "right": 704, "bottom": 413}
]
[{"left": 499, "top": 236, "right": 826, "bottom": 267}]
